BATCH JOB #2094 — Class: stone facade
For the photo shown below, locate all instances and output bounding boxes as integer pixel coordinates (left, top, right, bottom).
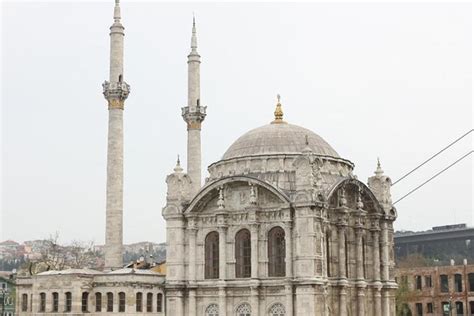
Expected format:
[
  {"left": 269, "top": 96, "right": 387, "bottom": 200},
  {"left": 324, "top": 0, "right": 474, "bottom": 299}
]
[{"left": 15, "top": 269, "right": 165, "bottom": 315}]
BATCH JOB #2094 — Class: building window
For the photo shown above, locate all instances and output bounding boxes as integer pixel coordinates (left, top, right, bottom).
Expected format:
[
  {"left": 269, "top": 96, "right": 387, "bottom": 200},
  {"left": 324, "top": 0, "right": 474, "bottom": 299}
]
[
  {"left": 415, "top": 275, "right": 422, "bottom": 290},
  {"left": 81, "top": 292, "right": 89, "bottom": 312},
  {"left": 344, "top": 233, "right": 349, "bottom": 277},
  {"left": 136, "top": 292, "right": 143, "bottom": 312},
  {"left": 52, "top": 292, "right": 59, "bottom": 312},
  {"left": 469, "top": 301, "right": 474, "bottom": 315},
  {"left": 469, "top": 273, "right": 474, "bottom": 291},
  {"left": 107, "top": 292, "right": 113, "bottom": 312},
  {"left": 65, "top": 292, "right": 72, "bottom": 312},
  {"left": 146, "top": 293, "right": 153, "bottom": 312},
  {"left": 456, "top": 302, "right": 464, "bottom": 315},
  {"left": 415, "top": 303, "right": 423, "bottom": 316},
  {"left": 440, "top": 275, "right": 449, "bottom": 292},
  {"left": 157, "top": 293, "right": 163, "bottom": 312},
  {"left": 205, "top": 231, "right": 220, "bottom": 279},
  {"left": 236, "top": 303, "right": 251, "bottom": 316},
  {"left": 269, "top": 303, "right": 285, "bottom": 316},
  {"left": 21, "top": 293, "right": 28, "bottom": 312},
  {"left": 268, "top": 226, "right": 285, "bottom": 277},
  {"left": 95, "top": 293, "right": 102, "bottom": 312},
  {"left": 425, "top": 275, "right": 432, "bottom": 288},
  {"left": 455, "top": 274, "right": 463, "bottom": 292},
  {"left": 427, "top": 303, "right": 433, "bottom": 313},
  {"left": 326, "top": 231, "right": 331, "bottom": 277},
  {"left": 119, "top": 292, "right": 126, "bottom": 312},
  {"left": 206, "top": 303, "right": 219, "bottom": 316},
  {"left": 39, "top": 293, "right": 46, "bottom": 312},
  {"left": 442, "top": 302, "right": 450, "bottom": 316},
  {"left": 235, "top": 229, "right": 251, "bottom": 278}
]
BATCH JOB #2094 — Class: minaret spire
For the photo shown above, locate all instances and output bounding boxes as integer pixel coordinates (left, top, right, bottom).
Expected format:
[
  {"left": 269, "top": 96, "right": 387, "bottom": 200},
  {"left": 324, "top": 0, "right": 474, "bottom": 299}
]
[
  {"left": 182, "top": 16, "right": 207, "bottom": 195},
  {"left": 102, "top": 0, "right": 130, "bottom": 270}
]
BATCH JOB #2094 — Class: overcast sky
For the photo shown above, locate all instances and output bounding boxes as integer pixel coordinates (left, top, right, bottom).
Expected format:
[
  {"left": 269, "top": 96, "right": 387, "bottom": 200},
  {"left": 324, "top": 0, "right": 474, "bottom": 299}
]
[{"left": 1, "top": 1, "right": 472, "bottom": 245}]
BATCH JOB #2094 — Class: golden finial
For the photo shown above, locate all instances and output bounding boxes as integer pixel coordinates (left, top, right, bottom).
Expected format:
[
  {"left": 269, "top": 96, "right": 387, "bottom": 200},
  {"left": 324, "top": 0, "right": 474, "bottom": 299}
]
[{"left": 272, "top": 94, "right": 285, "bottom": 124}]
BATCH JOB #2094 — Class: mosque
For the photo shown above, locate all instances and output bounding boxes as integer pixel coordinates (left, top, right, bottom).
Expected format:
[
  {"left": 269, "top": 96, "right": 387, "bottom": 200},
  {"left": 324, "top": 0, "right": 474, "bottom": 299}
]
[{"left": 15, "top": 1, "right": 398, "bottom": 315}]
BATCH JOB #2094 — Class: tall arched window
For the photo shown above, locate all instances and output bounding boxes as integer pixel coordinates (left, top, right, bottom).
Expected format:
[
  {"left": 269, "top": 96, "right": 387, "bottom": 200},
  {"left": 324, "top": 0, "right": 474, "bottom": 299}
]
[
  {"left": 362, "top": 237, "right": 366, "bottom": 278},
  {"left": 146, "top": 293, "right": 153, "bottom": 312},
  {"left": 21, "top": 294, "right": 28, "bottom": 312},
  {"left": 107, "top": 292, "right": 113, "bottom": 312},
  {"left": 205, "top": 231, "right": 220, "bottom": 279},
  {"left": 157, "top": 293, "right": 163, "bottom": 312},
  {"left": 236, "top": 303, "right": 251, "bottom": 316},
  {"left": 326, "top": 230, "right": 331, "bottom": 277},
  {"left": 344, "top": 233, "right": 349, "bottom": 277},
  {"left": 82, "top": 292, "right": 89, "bottom": 312},
  {"left": 206, "top": 303, "right": 219, "bottom": 316},
  {"left": 136, "top": 292, "right": 143, "bottom": 312},
  {"left": 52, "top": 292, "right": 59, "bottom": 312},
  {"left": 235, "top": 229, "right": 251, "bottom": 278},
  {"left": 118, "top": 292, "right": 126, "bottom": 312},
  {"left": 39, "top": 293, "right": 46, "bottom": 312},
  {"left": 268, "top": 226, "right": 285, "bottom": 277},
  {"left": 269, "top": 303, "right": 285, "bottom": 316},
  {"left": 95, "top": 293, "right": 102, "bottom": 312},
  {"left": 65, "top": 292, "right": 72, "bottom": 312}
]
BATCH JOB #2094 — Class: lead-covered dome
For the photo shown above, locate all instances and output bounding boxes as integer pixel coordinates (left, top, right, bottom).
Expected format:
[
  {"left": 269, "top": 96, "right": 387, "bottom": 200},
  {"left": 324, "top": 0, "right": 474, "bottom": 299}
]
[{"left": 222, "top": 122, "right": 340, "bottom": 160}]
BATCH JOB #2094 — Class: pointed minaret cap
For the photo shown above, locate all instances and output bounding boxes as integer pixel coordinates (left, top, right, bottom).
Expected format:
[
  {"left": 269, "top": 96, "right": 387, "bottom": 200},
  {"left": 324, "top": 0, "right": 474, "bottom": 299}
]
[
  {"left": 113, "top": 0, "right": 121, "bottom": 23},
  {"left": 174, "top": 155, "right": 183, "bottom": 173},
  {"left": 190, "top": 14, "right": 198, "bottom": 53},
  {"left": 271, "top": 94, "right": 286, "bottom": 124},
  {"left": 374, "top": 157, "right": 384, "bottom": 177}
]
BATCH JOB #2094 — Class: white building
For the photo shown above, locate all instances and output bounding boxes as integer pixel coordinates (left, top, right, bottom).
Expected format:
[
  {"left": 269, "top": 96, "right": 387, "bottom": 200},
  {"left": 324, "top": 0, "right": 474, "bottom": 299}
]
[{"left": 16, "top": 1, "right": 398, "bottom": 315}]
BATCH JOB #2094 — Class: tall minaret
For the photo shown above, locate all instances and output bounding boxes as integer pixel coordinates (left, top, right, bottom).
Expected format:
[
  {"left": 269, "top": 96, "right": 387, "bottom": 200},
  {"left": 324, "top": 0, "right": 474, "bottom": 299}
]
[
  {"left": 182, "top": 17, "right": 206, "bottom": 196},
  {"left": 102, "top": 0, "right": 130, "bottom": 270}
]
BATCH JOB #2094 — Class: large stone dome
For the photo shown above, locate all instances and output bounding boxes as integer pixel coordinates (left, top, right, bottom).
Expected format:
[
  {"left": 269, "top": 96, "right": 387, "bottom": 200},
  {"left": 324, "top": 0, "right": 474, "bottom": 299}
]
[{"left": 222, "top": 122, "right": 340, "bottom": 160}]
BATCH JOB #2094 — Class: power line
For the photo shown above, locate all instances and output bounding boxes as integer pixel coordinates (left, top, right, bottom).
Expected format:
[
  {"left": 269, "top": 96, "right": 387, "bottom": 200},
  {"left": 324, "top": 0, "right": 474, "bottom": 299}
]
[
  {"left": 393, "top": 150, "right": 473, "bottom": 205},
  {"left": 392, "top": 129, "right": 473, "bottom": 186}
]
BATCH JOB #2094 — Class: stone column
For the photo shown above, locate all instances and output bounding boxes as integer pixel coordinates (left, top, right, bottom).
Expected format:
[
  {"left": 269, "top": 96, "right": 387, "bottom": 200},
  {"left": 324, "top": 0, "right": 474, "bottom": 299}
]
[
  {"left": 188, "top": 224, "right": 198, "bottom": 282},
  {"left": 250, "top": 224, "right": 259, "bottom": 278},
  {"left": 381, "top": 220, "right": 390, "bottom": 316},
  {"left": 188, "top": 289, "right": 196, "bottom": 316},
  {"left": 285, "top": 284, "right": 293, "bottom": 316},
  {"left": 219, "top": 287, "right": 227, "bottom": 316},
  {"left": 338, "top": 224, "right": 346, "bottom": 279},
  {"left": 218, "top": 226, "right": 228, "bottom": 280},
  {"left": 284, "top": 223, "right": 293, "bottom": 278},
  {"left": 250, "top": 286, "right": 259, "bottom": 315},
  {"left": 372, "top": 225, "right": 382, "bottom": 316},
  {"left": 355, "top": 228, "right": 366, "bottom": 316}
]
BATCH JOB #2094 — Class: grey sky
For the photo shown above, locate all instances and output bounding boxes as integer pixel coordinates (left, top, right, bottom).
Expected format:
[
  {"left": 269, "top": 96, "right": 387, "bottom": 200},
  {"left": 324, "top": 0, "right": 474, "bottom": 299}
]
[{"left": 2, "top": 2, "right": 472, "bottom": 245}]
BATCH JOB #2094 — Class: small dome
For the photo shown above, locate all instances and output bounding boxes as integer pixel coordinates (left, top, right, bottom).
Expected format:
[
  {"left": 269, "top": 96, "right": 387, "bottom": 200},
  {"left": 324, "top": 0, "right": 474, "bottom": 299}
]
[{"left": 222, "top": 123, "right": 340, "bottom": 160}]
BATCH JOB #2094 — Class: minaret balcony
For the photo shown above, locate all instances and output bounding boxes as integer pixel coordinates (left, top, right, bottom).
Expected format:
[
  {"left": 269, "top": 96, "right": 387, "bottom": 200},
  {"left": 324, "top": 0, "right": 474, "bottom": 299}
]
[{"left": 102, "top": 80, "right": 130, "bottom": 101}]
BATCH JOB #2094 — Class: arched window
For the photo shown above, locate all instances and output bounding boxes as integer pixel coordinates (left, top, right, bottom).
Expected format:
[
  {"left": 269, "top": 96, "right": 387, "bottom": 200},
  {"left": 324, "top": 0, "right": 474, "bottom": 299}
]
[
  {"left": 21, "top": 293, "right": 28, "bottom": 312},
  {"left": 136, "top": 292, "right": 143, "bottom": 312},
  {"left": 268, "top": 226, "right": 285, "bottom": 277},
  {"left": 269, "top": 303, "right": 285, "bottom": 316},
  {"left": 206, "top": 303, "right": 219, "bottom": 316},
  {"left": 118, "top": 292, "right": 126, "bottom": 312},
  {"left": 157, "top": 293, "right": 163, "bottom": 312},
  {"left": 235, "top": 229, "right": 251, "bottom": 278},
  {"left": 344, "top": 233, "right": 349, "bottom": 277},
  {"left": 146, "top": 292, "right": 153, "bottom": 312},
  {"left": 65, "top": 292, "right": 72, "bottom": 312},
  {"left": 326, "top": 230, "right": 331, "bottom": 277},
  {"left": 205, "top": 231, "right": 220, "bottom": 279},
  {"left": 95, "top": 293, "right": 102, "bottom": 312},
  {"left": 236, "top": 303, "right": 251, "bottom": 316},
  {"left": 107, "top": 292, "right": 113, "bottom": 312},
  {"left": 39, "top": 293, "right": 46, "bottom": 312},
  {"left": 52, "top": 292, "right": 59, "bottom": 312},
  {"left": 82, "top": 292, "right": 89, "bottom": 312}
]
